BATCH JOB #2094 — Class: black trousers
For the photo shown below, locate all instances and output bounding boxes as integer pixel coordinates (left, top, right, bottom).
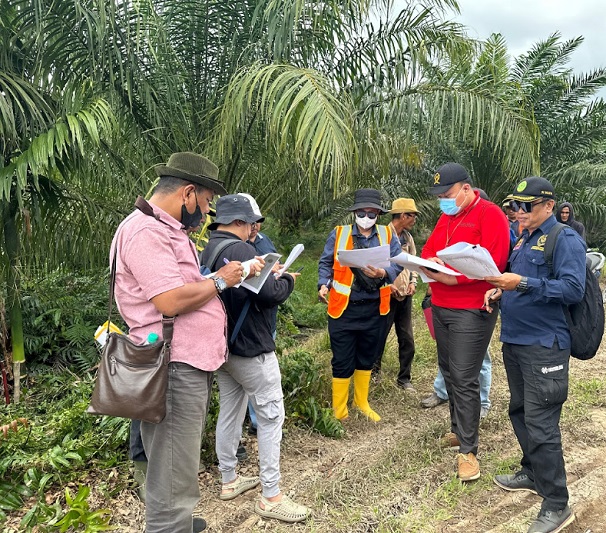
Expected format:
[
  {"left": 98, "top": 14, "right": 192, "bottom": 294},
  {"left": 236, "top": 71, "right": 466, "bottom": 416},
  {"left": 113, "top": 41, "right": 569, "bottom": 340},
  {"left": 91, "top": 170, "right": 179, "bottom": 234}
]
[
  {"left": 503, "top": 342, "right": 570, "bottom": 511},
  {"left": 373, "top": 296, "right": 415, "bottom": 384},
  {"left": 328, "top": 299, "right": 388, "bottom": 378},
  {"left": 433, "top": 305, "right": 498, "bottom": 455}
]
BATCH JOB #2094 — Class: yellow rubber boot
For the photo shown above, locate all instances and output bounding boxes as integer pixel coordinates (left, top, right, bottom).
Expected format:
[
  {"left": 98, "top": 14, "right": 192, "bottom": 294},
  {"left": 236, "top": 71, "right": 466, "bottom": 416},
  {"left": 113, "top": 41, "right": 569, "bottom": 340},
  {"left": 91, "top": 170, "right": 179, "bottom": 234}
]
[
  {"left": 352, "top": 370, "right": 381, "bottom": 422},
  {"left": 332, "top": 377, "right": 351, "bottom": 420}
]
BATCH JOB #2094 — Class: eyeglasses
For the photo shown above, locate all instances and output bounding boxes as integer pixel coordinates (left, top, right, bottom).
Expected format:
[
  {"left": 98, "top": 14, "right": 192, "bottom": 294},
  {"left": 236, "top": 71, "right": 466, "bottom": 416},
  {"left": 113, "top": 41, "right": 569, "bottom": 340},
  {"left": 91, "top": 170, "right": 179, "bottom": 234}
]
[
  {"left": 403, "top": 213, "right": 418, "bottom": 218},
  {"left": 510, "top": 199, "right": 549, "bottom": 213},
  {"left": 355, "top": 210, "right": 378, "bottom": 219}
]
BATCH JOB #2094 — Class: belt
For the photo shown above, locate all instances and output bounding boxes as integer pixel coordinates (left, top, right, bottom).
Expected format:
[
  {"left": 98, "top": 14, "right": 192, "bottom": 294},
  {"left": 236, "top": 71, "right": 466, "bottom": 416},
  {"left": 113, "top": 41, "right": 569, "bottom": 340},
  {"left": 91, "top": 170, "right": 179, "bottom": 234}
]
[{"left": 349, "top": 298, "right": 380, "bottom": 306}]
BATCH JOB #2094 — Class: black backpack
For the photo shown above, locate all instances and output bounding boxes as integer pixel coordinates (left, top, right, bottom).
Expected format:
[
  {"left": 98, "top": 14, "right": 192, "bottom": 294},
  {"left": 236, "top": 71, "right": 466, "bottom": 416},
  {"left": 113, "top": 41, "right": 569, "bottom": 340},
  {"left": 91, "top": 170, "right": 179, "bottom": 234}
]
[{"left": 544, "top": 223, "right": 605, "bottom": 360}]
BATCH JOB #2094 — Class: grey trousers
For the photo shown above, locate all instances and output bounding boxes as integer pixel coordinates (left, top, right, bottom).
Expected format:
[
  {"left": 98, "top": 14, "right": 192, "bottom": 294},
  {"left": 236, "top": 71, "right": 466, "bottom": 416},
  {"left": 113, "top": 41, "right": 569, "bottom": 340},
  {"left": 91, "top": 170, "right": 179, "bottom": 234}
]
[
  {"left": 216, "top": 352, "right": 284, "bottom": 498},
  {"left": 432, "top": 305, "right": 498, "bottom": 455},
  {"left": 142, "top": 362, "right": 213, "bottom": 533}
]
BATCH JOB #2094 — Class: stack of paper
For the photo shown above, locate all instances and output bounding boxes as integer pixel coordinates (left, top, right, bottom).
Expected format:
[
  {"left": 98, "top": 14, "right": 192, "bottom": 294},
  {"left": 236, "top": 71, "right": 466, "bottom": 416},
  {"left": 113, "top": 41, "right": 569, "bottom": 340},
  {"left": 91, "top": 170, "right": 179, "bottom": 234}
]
[
  {"left": 390, "top": 253, "right": 461, "bottom": 283},
  {"left": 436, "top": 242, "right": 501, "bottom": 279}
]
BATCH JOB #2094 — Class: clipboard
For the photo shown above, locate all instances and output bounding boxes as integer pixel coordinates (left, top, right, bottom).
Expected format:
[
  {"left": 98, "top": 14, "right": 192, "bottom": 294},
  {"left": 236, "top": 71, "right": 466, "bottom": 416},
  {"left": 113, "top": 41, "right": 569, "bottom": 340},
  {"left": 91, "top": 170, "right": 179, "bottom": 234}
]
[{"left": 240, "top": 253, "right": 282, "bottom": 294}]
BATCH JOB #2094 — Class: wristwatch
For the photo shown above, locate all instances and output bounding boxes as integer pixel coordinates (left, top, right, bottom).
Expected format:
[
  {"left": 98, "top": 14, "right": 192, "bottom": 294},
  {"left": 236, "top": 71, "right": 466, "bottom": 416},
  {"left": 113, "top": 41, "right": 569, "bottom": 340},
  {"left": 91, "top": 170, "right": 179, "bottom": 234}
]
[
  {"left": 515, "top": 276, "right": 529, "bottom": 293},
  {"left": 214, "top": 277, "right": 228, "bottom": 294}
]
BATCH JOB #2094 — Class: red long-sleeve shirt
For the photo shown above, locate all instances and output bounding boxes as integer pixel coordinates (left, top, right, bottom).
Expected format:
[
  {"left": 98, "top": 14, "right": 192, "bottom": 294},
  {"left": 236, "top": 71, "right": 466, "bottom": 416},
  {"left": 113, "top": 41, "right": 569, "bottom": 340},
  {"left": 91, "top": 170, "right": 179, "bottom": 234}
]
[{"left": 421, "top": 191, "right": 510, "bottom": 309}]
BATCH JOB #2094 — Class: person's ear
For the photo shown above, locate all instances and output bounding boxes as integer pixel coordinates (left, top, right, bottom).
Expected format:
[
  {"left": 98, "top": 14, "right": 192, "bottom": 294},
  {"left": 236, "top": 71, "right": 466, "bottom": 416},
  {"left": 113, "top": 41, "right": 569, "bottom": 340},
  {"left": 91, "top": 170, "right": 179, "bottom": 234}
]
[{"left": 182, "top": 184, "right": 196, "bottom": 203}]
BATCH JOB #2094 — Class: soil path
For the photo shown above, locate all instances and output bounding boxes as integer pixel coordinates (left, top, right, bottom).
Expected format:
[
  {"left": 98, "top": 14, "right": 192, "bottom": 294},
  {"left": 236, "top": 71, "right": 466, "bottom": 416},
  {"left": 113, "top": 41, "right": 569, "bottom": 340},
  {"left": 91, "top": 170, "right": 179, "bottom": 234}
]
[{"left": 107, "top": 330, "right": 606, "bottom": 533}]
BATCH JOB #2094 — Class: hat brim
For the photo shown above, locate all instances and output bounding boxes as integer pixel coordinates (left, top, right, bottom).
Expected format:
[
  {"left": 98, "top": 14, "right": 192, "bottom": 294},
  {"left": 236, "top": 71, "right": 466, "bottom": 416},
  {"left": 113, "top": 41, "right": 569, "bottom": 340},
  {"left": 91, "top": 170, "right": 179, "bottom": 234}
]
[
  {"left": 389, "top": 207, "right": 420, "bottom": 214},
  {"left": 155, "top": 164, "right": 228, "bottom": 195},
  {"left": 348, "top": 202, "right": 388, "bottom": 214},
  {"left": 208, "top": 214, "right": 264, "bottom": 230},
  {"left": 511, "top": 194, "right": 550, "bottom": 202},
  {"left": 428, "top": 184, "right": 457, "bottom": 195}
]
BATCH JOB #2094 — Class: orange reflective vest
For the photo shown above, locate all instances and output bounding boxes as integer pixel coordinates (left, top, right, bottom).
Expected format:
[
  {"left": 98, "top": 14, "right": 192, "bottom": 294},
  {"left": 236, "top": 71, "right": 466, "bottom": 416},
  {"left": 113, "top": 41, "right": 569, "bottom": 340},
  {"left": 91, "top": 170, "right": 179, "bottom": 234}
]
[{"left": 327, "top": 224, "right": 392, "bottom": 319}]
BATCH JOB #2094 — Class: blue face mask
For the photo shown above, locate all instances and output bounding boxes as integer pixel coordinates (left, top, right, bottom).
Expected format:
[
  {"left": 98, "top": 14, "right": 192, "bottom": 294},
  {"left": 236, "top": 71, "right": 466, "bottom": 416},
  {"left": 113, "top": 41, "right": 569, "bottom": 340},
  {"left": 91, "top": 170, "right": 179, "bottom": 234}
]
[
  {"left": 439, "top": 198, "right": 461, "bottom": 215},
  {"left": 438, "top": 187, "right": 464, "bottom": 215}
]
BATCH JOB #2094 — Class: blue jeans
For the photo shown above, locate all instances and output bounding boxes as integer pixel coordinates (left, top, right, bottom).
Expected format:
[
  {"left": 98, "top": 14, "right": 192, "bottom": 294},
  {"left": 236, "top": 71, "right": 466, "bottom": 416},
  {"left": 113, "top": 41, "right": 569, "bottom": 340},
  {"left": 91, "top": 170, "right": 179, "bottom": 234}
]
[
  {"left": 434, "top": 349, "right": 492, "bottom": 409},
  {"left": 248, "top": 400, "right": 257, "bottom": 429}
]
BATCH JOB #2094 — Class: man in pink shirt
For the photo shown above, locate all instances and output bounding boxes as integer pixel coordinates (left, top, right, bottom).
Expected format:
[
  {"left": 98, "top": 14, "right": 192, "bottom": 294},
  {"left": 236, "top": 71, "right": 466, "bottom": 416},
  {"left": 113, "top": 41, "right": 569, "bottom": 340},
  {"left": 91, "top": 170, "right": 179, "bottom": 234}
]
[{"left": 111, "top": 152, "right": 245, "bottom": 533}]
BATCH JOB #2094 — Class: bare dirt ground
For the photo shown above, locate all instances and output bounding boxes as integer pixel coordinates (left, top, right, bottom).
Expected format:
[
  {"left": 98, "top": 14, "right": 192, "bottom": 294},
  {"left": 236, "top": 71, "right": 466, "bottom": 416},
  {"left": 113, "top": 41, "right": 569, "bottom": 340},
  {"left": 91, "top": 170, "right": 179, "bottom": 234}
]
[{"left": 98, "top": 316, "right": 606, "bottom": 533}]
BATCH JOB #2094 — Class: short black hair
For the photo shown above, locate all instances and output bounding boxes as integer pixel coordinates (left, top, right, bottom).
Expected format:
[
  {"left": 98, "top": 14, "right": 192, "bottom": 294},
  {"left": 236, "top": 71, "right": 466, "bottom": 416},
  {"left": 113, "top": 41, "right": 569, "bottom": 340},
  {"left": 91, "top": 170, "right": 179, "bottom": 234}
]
[
  {"left": 153, "top": 176, "right": 210, "bottom": 196},
  {"left": 391, "top": 213, "right": 403, "bottom": 221}
]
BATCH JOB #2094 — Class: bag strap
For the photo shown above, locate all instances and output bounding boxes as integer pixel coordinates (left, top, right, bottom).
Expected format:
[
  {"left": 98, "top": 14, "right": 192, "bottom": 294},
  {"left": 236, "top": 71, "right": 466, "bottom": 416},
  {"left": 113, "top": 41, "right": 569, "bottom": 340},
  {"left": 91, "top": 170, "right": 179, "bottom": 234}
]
[
  {"left": 544, "top": 222, "right": 566, "bottom": 276},
  {"left": 230, "top": 299, "right": 251, "bottom": 345},
  {"left": 205, "top": 238, "right": 252, "bottom": 345},
  {"left": 107, "top": 197, "right": 175, "bottom": 349},
  {"left": 205, "top": 239, "right": 241, "bottom": 272}
]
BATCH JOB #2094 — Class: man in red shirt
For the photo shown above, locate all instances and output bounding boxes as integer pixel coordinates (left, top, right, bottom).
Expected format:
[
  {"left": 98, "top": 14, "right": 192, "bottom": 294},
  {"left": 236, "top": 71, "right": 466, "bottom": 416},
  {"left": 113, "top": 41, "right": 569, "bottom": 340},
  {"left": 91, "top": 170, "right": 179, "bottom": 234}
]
[{"left": 421, "top": 162, "right": 510, "bottom": 482}]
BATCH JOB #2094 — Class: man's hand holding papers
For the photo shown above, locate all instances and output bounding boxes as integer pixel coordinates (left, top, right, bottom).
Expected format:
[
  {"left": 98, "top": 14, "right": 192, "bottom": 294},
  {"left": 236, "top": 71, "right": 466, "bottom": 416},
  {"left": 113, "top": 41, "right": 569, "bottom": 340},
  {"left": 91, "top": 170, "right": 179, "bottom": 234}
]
[{"left": 390, "top": 252, "right": 461, "bottom": 284}]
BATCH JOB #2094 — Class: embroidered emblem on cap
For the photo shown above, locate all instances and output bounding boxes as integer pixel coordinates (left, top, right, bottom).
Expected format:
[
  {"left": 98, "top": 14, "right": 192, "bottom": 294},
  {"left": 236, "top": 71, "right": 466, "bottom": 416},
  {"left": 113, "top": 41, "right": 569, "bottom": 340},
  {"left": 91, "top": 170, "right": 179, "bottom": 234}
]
[
  {"left": 434, "top": 173, "right": 441, "bottom": 185},
  {"left": 517, "top": 180, "right": 527, "bottom": 192}
]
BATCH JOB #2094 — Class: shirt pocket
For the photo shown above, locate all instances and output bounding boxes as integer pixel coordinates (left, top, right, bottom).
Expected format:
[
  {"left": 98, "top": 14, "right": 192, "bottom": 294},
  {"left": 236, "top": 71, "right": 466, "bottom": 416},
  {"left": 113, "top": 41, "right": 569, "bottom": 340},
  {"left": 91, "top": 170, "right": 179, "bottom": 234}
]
[
  {"left": 531, "top": 362, "right": 569, "bottom": 406},
  {"left": 524, "top": 249, "right": 547, "bottom": 279}
]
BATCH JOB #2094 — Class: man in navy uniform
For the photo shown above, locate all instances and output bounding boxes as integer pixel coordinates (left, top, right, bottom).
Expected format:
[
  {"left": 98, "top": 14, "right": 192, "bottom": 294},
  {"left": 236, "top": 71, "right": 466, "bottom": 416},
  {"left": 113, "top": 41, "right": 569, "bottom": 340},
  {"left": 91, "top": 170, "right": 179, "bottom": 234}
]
[{"left": 484, "top": 176, "right": 586, "bottom": 533}]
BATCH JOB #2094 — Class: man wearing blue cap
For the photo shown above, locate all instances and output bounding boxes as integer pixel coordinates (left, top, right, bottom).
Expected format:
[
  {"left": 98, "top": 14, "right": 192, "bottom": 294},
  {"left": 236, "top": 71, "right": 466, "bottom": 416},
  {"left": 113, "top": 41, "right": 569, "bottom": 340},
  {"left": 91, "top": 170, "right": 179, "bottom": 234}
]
[{"left": 485, "top": 176, "right": 585, "bottom": 533}]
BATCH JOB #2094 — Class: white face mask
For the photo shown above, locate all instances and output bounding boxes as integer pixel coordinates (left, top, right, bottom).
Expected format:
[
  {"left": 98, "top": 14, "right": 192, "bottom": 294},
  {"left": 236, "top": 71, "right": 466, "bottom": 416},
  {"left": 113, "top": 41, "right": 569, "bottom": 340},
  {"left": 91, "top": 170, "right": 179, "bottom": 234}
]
[{"left": 355, "top": 215, "right": 377, "bottom": 230}]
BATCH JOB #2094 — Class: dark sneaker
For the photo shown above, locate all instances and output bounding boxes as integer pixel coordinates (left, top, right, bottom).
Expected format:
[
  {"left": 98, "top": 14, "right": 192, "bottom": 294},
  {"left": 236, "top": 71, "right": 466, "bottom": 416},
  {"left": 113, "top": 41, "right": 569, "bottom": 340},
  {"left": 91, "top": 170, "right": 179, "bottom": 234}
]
[
  {"left": 527, "top": 505, "right": 574, "bottom": 533},
  {"left": 421, "top": 392, "right": 448, "bottom": 409},
  {"left": 248, "top": 424, "right": 257, "bottom": 436},
  {"left": 397, "top": 380, "right": 416, "bottom": 392},
  {"left": 236, "top": 445, "right": 248, "bottom": 462},
  {"left": 494, "top": 472, "right": 537, "bottom": 494},
  {"left": 193, "top": 516, "right": 207, "bottom": 532}
]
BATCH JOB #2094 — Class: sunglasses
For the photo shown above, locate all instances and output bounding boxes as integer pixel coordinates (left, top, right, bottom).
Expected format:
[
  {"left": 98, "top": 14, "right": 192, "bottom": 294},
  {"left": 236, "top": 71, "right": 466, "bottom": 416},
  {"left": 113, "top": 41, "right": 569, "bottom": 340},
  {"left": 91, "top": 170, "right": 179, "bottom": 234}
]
[
  {"left": 355, "top": 210, "right": 378, "bottom": 219},
  {"left": 510, "top": 199, "right": 549, "bottom": 213}
]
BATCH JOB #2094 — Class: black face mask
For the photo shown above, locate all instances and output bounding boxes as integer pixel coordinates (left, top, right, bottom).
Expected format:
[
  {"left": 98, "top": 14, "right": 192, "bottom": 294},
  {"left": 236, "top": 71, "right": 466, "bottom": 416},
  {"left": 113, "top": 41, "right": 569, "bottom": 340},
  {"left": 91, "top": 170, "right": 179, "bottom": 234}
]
[{"left": 181, "top": 197, "right": 203, "bottom": 230}]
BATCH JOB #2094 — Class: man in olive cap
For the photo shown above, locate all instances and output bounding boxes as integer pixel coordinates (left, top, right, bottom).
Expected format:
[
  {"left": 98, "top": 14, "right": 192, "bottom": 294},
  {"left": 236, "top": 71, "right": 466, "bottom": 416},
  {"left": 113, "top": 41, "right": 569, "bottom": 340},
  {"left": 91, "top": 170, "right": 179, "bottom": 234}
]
[
  {"left": 318, "top": 188, "right": 403, "bottom": 422},
  {"left": 485, "top": 176, "right": 585, "bottom": 533},
  {"left": 372, "top": 198, "right": 419, "bottom": 390},
  {"left": 112, "top": 152, "right": 244, "bottom": 533}
]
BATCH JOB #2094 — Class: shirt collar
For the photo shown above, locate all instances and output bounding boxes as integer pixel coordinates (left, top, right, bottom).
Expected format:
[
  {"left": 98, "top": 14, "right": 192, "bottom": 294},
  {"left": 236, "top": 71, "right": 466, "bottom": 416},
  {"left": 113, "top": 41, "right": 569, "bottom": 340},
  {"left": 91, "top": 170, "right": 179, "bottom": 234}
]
[
  {"left": 352, "top": 223, "right": 378, "bottom": 237},
  {"left": 142, "top": 199, "right": 183, "bottom": 231},
  {"left": 523, "top": 214, "right": 557, "bottom": 239}
]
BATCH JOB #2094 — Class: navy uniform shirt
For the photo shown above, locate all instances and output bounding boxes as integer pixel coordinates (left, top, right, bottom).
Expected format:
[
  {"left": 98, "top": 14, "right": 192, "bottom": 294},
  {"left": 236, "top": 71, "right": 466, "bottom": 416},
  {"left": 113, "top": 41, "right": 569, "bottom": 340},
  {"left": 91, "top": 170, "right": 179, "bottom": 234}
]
[
  {"left": 247, "top": 232, "right": 277, "bottom": 255},
  {"left": 318, "top": 224, "right": 403, "bottom": 302},
  {"left": 500, "top": 215, "right": 586, "bottom": 349}
]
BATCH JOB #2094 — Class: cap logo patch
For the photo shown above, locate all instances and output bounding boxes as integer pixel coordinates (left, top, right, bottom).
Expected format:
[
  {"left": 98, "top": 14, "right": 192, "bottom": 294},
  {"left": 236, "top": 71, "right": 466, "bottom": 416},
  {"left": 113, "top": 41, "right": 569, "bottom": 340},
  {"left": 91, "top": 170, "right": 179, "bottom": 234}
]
[
  {"left": 434, "top": 173, "right": 441, "bottom": 185},
  {"left": 517, "top": 180, "right": 527, "bottom": 192}
]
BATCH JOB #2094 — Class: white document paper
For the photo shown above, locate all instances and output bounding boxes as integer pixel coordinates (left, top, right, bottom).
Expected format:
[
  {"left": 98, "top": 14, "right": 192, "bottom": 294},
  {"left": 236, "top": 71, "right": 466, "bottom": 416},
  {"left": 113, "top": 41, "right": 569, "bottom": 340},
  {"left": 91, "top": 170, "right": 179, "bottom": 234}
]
[
  {"left": 390, "top": 253, "right": 461, "bottom": 283},
  {"left": 437, "top": 242, "right": 501, "bottom": 279},
  {"left": 276, "top": 243, "right": 304, "bottom": 277},
  {"left": 240, "top": 253, "right": 282, "bottom": 293},
  {"left": 337, "top": 245, "right": 391, "bottom": 269}
]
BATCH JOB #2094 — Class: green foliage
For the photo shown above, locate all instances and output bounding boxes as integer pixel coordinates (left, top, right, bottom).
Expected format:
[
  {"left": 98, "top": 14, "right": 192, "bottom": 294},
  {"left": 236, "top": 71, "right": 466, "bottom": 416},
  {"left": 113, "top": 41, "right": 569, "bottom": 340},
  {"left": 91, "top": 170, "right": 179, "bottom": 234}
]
[
  {"left": 19, "top": 269, "right": 113, "bottom": 371},
  {"left": 46, "top": 485, "right": 116, "bottom": 532},
  {"left": 0, "top": 372, "right": 129, "bottom": 530},
  {"left": 279, "top": 349, "right": 344, "bottom": 438}
]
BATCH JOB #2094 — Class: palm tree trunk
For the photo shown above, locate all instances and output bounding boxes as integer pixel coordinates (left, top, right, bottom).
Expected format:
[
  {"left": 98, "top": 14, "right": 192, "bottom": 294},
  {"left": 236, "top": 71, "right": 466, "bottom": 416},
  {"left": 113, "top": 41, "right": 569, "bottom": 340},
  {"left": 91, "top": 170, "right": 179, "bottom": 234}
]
[{"left": 2, "top": 198, "right": 24, "bottom": 404}]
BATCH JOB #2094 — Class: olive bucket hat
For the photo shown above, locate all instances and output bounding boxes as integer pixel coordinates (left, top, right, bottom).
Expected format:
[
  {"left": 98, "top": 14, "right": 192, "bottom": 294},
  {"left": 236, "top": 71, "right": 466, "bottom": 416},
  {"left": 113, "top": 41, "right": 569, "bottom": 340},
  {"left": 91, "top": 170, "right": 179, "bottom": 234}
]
[{"left": 155, "top": 152, "right": 227, "bottom": 195}]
